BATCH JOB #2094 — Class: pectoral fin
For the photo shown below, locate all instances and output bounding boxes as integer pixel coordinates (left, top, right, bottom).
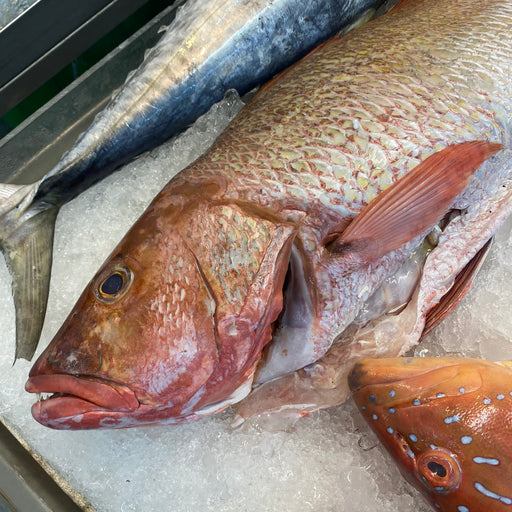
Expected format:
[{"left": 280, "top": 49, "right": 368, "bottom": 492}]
[
  {"left": 0, "top": 183, "right": 58, "bottom": 361},
  {"left": 328, "top": 141, "right": 502, "bottom": 265}
]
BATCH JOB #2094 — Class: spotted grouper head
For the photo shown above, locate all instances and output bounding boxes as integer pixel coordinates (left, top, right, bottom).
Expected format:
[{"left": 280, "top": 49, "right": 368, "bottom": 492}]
[
  {"left": 26, "top": 186, "right": 295, "bottom": 429},
  {"left": 349, "top": 357, "right": 512, "bottom": 512}
]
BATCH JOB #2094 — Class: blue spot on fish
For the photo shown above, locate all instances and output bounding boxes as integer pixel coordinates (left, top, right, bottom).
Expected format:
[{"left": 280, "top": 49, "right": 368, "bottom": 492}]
[
  {"left": 497, "top": 394, "right": 505, "bottom": 400},
  {"left": 388, "top": 407, "right": 396, "bottom": 414},
  {"left": 444, "top": 414, "right": 460, "bottom": 424},
  {"left": 483, "top": 398, "right": 492, "bottom": 405},
  {"left": 409, "top": 434, "right": 418, "bottom": 442},
  {"left": 362, "top": 406, "right": 366, "bottom": 410},
  {"left": 430, "top": 444, "right": 437, "bottom": 450},
  {"left": 458, "top": 506, "right": 469, "bottom": 512},
  {"left": 434, "top": 504, "right": 440, "bottom": 510},
  {"left": 389, "top": 390, "right": 396, "bottom": 398},
  {"left": 474, "top": 482, "right": 512, "bottom": 504},
  {"left": 372, "top": 414, "right": 378, "bottom": 420},
  {"left": 459, "top": 387, "right": 465, "bottom": 393},
  {"left": 461, "top": 436, "right": 473, "bottom": 445},
  {"left": 413, "top": 399, "right": 421, "bottom": 406},
  {"left": 473, "top": 457, "right": 500, "bottom": 466},
  {"left": 436, "top": 393, "right": 446, "bottom": 398},
  {"left": 369, "top": 394, "right": 376, "bottom": 402},
  {"left": 387, "top": 427, "right": 394, "bottom": 434},
  {"left": 407, "top": 449, "right": 415, "bottom": 459}
]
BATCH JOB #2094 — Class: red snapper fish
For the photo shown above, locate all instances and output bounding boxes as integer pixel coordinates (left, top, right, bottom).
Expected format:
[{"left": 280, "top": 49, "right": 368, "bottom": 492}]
[
  {"left": 349, "top": 357, "right": 512, "bottom": 512},
  {"left": 26, "top": 0, "right": 512, "bottom": 429}
]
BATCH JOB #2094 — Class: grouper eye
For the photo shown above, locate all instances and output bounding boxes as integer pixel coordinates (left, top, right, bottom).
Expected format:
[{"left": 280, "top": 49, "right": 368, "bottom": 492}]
[
  {"left": 417, "top": 449, "right": 461, "bottom": 493},
  {"left": 94, "top": 265, "right": 133, "bottom": 304}
]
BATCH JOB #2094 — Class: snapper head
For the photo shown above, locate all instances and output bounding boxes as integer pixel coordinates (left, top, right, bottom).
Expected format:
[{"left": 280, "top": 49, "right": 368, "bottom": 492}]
[
  {"left": 26, "top": 185, "right": 296, "bottom": 429},
  {"left": 349, "top": 357, "right": 512, "bottom": 512}
]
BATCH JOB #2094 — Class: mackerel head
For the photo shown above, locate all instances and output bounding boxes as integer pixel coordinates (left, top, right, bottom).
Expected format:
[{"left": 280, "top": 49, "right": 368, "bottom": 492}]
[
  {"left": 349, "top": 357, "right": 512, "bottom": 512},
  {"left": 26, "top": 0, "right": 512, "bottom": 429}
]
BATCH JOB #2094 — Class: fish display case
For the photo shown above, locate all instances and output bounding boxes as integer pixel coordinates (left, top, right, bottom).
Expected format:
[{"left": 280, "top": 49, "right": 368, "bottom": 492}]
[
  {"left": 0, "top": 0, "right": 164, "bottom": 117},
  {"left": 1, "top": 1, "right": 512, "bottom": 511}
]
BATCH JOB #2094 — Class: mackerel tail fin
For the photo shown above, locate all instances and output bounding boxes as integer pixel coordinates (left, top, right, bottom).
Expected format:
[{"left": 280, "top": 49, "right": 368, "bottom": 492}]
[{"left": 0, "top": 183, "right": 58, "bottom": 361}]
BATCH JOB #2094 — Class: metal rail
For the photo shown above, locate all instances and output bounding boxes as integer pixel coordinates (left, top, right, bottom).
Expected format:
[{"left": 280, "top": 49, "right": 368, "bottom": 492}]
[
  {"left": 0, "top": 0, "right": 154, "bottom": 117},
  {"left": 0, "top": 423, "right": 83, "bottom": 511}
]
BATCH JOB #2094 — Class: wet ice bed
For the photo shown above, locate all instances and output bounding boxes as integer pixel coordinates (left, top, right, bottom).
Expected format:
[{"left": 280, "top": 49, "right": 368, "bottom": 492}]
[{"left": 0, "top": 93, "right": 510, "bottom": 511}]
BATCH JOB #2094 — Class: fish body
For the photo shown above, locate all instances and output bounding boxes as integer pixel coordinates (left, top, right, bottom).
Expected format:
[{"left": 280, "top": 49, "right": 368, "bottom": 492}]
[
  {"left": 349, "top": 357, "right": 512, "bottom": 512},
  {"left": 26, "top": 0, "right": 512, "bottom": 429},
  {"left": 0, "top": 0, "right": 385, "bottom": 361}
]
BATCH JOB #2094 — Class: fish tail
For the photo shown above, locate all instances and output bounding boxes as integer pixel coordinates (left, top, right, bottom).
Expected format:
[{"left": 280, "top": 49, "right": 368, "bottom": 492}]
[{"left": 0, "top": 183, "right": 58, "bottom": 361}]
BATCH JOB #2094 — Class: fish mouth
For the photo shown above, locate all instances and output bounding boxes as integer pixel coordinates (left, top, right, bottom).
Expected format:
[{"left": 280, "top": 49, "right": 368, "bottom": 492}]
[{"left": 25, "top": 374, "right": 140, "bottom": 428}]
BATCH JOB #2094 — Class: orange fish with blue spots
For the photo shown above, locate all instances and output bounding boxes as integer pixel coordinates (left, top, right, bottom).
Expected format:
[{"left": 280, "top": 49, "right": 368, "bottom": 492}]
[{"left": 349, "top": 357, "right": 512, "bottom": 512}]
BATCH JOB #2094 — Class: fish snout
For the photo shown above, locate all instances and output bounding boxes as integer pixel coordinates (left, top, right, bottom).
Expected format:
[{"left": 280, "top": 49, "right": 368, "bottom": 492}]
[
  {"left": 29, "top": 345, "right": 103, "bottom": 377},
  {"left": 25, "top": 373, "right": 140, "bottom": 429}
]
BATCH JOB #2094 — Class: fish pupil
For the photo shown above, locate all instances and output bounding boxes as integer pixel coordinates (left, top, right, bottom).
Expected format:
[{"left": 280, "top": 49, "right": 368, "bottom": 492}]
[
  {"left": 427, "top": 461, "right": 447, "bottom": 478},
  {"left": 101, "top": 273, "right": 124, "bottom": 295}
]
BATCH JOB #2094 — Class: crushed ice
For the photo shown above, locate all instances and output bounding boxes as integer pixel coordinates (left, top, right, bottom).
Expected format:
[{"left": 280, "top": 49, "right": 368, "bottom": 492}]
[{"left": 0, "top": 92, "right": 510, "bottom": 511}]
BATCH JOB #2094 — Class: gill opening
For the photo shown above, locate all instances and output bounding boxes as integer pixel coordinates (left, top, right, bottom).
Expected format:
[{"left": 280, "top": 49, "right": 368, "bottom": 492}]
[
  {"left": 190, "top": 250, "right": 222, "bottom": 354},
  {"left": 272, "top": 243, "right": 315, "bottom": 337}
]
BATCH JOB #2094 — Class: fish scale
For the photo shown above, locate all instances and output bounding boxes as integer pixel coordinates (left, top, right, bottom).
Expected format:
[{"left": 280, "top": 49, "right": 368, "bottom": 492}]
[
  {"left": 182, "top": 203, "right": 277, "bottom": 309},
  {"left": 229, "top": 0, "right": 512, "bottom": 419},
  {"left": 188, "top": 23, "right": 507, "bottom": 220},
  {"left": 25, "top": 0, "right": 512, "bottom": 429}
]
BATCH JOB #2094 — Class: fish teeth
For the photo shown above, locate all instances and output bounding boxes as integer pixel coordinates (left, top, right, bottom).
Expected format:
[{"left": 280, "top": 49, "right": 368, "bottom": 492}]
[{"left": 37, "top": 393, "right": 52, "bottom": 402}]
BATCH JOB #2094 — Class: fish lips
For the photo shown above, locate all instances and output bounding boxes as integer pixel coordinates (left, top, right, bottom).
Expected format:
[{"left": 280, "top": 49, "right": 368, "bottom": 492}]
[{"left": 25, "top": 374, "right": 140, "bottom": 429}]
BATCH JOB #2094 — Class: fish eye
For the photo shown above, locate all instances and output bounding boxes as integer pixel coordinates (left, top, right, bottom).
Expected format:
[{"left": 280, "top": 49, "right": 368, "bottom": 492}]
[
  {"left": 417, "top": 449, "right": 461, "bottom": 493},
  {"left": 427, "top": 461, "right": 447, "bottom": 478},
  {"left": 94, "top": 265, "right": 133, "bottom": 304}
]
